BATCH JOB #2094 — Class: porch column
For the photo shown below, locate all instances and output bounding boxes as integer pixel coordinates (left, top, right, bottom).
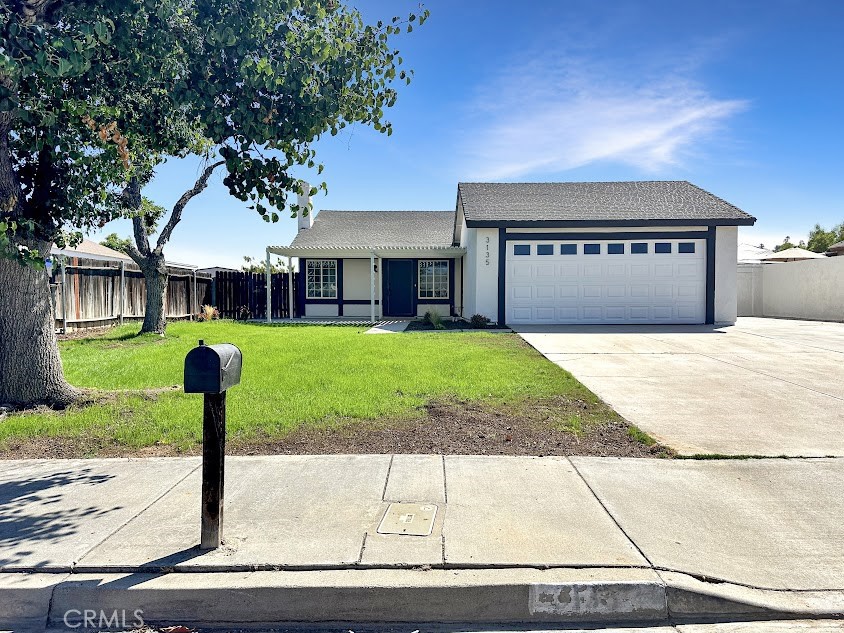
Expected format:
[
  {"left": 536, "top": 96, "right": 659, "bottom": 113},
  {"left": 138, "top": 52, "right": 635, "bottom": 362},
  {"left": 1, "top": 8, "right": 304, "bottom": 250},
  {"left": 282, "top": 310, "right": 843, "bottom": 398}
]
[
  {"left": 288, "top": 256, "right": 294, "bottom": 319},
  {"left": 370, "top": 252, "right": 376, "bottom": 323},
  {"left": 265, "top": 248, "right": 272, "bottom": 323},
  {"left": 377, "top": 256, "right": 383, "bottom": 319}
]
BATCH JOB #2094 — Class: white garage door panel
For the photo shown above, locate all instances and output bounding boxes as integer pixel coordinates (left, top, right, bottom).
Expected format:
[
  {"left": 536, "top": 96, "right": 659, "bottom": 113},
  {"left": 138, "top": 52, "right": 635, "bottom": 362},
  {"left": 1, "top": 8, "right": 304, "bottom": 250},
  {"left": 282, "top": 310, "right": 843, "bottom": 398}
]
[{"left": 506, "top": 239, "right": 706, "bottom": 324}]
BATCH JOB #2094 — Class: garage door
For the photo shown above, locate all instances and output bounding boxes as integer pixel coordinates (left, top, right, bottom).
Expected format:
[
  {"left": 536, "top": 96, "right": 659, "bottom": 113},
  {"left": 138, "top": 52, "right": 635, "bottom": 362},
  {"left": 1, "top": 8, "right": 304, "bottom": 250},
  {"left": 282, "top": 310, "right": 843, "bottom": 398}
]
[{"left": 505, "top": 238, "right": 706, "bottom": 324}]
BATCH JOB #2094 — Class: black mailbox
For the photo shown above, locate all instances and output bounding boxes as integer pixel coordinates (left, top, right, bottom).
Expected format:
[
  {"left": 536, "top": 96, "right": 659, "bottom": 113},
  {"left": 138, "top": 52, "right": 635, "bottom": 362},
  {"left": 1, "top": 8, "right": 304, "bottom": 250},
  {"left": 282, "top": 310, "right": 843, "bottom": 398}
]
[{"left": 184, "top": 340, "right": 242, "bottom": 394}]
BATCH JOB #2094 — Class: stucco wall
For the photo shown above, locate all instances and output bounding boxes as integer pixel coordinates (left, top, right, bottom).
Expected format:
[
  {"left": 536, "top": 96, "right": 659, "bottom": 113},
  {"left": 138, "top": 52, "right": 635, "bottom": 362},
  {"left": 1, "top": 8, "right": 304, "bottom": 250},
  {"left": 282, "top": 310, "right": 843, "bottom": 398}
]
[
  {"left": 304, "top": 304, "right": 339, "bottom": 317},
  {"left": 714, "top": 225, "right": 738, "bottom": 323},
  {"left": 342, "top": 258, "right": 372, "bottom": 301},
  {"left": 736, "top": 257, "right": 844, "bottom": 321},
  {"left": 460, "top": 219, "right": 477, "bottom": 318},
  {"left": 472, "top": 227, "right": 500, "bottom": 322}
]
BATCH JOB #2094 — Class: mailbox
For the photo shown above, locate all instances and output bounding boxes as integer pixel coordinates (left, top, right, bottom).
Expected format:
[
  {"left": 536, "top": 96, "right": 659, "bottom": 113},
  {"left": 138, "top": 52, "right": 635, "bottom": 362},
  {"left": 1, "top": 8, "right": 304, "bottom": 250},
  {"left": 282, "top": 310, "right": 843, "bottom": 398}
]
[{"left": 184, "top": 340, "right": 242, "bottom": 394}]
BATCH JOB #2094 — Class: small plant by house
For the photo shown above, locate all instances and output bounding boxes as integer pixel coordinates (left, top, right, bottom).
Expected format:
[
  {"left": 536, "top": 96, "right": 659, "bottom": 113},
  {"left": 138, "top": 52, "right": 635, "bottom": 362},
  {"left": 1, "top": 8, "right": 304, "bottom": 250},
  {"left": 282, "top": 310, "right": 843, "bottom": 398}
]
[
  {"left": 196, "top": 305, "right": 220, "bottom": 322},
  {"left": 470, "top": 314, "right": 492, "bottom": 329},
  {"left": 424, "top": 310, "right": 446, "bottom": 330},
  {"left": 237, "top": 305, "right": 253, "bottom": 321}
]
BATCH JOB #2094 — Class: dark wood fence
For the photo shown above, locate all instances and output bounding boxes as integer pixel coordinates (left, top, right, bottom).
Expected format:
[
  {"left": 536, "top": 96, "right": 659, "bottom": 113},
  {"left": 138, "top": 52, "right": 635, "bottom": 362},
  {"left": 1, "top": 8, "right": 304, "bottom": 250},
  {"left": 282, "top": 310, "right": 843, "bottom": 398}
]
[
  {"left": 51, "top": 257, "right": 212, "bottom": 332},
  {"left": 214, "top": 271, "right": 296, "bottom": 320}
]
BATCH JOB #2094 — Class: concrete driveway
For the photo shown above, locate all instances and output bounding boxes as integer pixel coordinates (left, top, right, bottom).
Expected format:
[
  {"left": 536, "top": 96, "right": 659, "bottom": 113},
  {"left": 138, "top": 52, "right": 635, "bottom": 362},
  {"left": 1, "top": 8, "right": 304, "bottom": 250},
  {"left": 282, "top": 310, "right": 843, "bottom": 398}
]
[{"left": 515, "top": 317, "right": 844, "bottom": 456}]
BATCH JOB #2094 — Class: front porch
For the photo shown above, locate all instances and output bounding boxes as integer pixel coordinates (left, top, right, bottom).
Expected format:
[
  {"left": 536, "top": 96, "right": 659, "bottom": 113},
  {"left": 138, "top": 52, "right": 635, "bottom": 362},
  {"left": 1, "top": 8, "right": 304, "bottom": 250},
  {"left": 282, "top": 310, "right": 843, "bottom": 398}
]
[{"left": 264, "top": 246, "right": 466, "bottom": 323}]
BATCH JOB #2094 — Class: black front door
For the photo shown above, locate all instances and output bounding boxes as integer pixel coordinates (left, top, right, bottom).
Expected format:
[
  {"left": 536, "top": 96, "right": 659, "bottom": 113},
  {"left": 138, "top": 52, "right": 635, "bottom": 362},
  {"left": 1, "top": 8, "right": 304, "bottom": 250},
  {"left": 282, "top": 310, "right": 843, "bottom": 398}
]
[{"left": 383, "top": 259, "right": 415, "bottom": 317}]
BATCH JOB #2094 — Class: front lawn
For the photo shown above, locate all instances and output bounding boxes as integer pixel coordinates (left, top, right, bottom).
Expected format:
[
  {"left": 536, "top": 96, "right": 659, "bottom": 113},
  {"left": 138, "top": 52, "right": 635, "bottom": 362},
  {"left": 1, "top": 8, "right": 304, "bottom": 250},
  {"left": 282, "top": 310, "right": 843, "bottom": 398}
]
[{"left": 0, "top": 322, "right": 663, "bottom": 457}]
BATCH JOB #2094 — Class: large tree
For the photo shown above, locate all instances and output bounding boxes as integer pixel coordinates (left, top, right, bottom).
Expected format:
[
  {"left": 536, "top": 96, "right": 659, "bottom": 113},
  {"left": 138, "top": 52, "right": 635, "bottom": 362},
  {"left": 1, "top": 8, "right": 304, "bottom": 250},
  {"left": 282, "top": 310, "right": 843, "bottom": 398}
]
[
  {"left": 121, "top": 0, "right": 425, "bottom": 334},
  {"left": 0, "top": 0, "right": 198, "bottom": 407},
  {"left": 806, "top": 222, "right": 844, "bottom": 253},
  {"left": 0, "top": 0, "right": 424, "bottom": 405}
]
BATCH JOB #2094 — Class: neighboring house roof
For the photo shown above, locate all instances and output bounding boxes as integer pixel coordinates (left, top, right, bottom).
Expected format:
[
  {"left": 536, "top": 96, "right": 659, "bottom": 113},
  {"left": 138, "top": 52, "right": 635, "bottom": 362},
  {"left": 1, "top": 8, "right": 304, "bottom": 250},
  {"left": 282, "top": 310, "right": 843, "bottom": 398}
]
[
  {"left": 761, "top": 247, "right": 827, "bottom": 262},
  {"left": 457, "top": 181, "right": 756, "bottom": 226},
  {"left": 197, "top": 266, "right": 239, "bottom": 275},
  {"left": 738, "top": 242, "right": 774, "bottom": 263},
  {"left": 51, "top": 238, "right": 199, "bottom": 269},
  {"left": 288, "top": 210, "right": 456, "bottom": 249},
  {"left": 51, "top": 239, "right": 131, "bottom": 262},
  {"left": 828, "top": 240, "right": 844, "bottom": 253}
]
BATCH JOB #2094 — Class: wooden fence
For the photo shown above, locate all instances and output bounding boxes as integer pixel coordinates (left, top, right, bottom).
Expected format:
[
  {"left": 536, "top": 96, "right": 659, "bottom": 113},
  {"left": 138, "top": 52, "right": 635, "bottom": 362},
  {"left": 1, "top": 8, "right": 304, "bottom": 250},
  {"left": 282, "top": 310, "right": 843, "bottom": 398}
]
[
  {"left": 214, "top": 270, "right": 296, "bottom": 320},
  {"left": 51, "top": 257, "right": 212, "bottom": 332}
]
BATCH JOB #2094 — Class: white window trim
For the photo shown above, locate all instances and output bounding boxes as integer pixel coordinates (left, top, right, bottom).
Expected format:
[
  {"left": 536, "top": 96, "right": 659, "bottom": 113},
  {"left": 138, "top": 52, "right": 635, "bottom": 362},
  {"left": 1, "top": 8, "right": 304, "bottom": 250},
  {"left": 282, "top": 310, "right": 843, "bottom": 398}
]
[
  {"left": 306, "top": 259, "right": 338, "bottom": 300},
  {"left": 418, "top": 259, "right": 449, "bottom": 300}
]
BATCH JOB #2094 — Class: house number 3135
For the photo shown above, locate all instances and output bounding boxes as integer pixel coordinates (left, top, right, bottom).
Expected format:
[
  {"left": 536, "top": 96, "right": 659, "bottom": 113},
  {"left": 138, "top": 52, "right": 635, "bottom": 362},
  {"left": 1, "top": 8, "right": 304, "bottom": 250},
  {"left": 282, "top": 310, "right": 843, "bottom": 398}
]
[{"left": 485, "top": 236, "right": 490, "bottom": 265}]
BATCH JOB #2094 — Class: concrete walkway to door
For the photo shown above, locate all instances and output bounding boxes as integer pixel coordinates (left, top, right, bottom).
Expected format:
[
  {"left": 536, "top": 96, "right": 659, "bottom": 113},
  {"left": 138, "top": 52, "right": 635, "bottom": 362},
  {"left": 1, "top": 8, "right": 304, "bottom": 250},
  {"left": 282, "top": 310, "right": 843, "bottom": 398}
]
[{"left": 515, "top": 317, "right": 844, "bottom": 456}]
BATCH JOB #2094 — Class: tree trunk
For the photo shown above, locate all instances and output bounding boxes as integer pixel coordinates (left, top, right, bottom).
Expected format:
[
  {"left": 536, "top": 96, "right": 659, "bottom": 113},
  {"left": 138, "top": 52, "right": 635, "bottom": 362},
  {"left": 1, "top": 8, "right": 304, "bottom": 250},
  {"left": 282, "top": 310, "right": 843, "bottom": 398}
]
[
  {"left": 139, "top": 254, "right": 169, "bottom": 334},
  {"left": 0, "top": 239, "right": 80, "bottom": 408}
]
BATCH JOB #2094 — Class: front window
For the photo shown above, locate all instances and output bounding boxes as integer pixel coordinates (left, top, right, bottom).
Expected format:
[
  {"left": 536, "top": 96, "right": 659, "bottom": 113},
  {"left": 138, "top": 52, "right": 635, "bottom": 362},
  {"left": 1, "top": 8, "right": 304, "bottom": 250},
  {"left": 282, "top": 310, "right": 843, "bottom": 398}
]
[
  {"left": 418, "top": 260, "right": 449, "bottom": 299},
  {"left": 306, "top": 260, "right": 337, "bottom": 299}
]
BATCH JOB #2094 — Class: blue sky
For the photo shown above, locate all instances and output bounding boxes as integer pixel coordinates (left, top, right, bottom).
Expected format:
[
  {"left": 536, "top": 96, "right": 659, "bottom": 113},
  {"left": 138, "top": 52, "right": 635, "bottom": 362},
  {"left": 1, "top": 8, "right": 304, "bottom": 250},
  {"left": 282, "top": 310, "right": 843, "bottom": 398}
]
[{"left": 90, "top": 0, "right": 844, "bottom": 267}]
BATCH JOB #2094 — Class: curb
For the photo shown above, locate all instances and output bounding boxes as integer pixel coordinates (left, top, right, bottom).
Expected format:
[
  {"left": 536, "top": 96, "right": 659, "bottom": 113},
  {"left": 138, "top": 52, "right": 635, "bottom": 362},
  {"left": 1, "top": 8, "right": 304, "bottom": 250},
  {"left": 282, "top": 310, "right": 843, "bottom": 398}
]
[{"left": 2, "top": 568, "right": 843, "bottom": 631}]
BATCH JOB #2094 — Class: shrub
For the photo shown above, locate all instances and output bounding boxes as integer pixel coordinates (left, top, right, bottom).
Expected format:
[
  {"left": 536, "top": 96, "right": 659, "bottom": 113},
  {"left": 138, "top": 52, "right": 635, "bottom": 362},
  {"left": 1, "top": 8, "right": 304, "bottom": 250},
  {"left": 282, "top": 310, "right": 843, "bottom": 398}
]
[
  {"left": 424, "top": 310, "right": 446, "bottom": 330},
  {"left": 196, "top": 305, "right": 220, "bottom": 322},
  {"left": 237, "top": 305, "right": 253, "bottom": 321},
  {"left": 470, "top": 313, "right": 491, "bottom": 329}
]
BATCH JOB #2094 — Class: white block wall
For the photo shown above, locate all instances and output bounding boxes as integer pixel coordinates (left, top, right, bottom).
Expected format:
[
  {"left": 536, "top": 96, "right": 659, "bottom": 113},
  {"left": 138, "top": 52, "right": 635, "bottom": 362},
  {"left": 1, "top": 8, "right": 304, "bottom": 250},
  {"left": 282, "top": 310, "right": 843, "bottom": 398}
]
[{"left": 738, "top": 257, "right": 844, "bottom": 321}]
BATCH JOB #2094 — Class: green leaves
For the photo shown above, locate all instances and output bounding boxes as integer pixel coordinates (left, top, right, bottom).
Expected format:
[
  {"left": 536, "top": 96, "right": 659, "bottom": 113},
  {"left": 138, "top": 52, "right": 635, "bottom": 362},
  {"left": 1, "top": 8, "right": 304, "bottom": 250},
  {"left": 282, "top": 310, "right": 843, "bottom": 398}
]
[{"left": 1, "top": 0, "right": 428, "bottom": 267}]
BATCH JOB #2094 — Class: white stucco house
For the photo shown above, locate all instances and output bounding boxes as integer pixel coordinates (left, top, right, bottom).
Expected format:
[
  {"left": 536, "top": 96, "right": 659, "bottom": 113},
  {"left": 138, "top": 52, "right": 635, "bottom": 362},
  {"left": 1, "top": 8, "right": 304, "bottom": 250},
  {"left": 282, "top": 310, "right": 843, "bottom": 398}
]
[{"left": 267, "top": 181, "right": 756, "bottom": 325}]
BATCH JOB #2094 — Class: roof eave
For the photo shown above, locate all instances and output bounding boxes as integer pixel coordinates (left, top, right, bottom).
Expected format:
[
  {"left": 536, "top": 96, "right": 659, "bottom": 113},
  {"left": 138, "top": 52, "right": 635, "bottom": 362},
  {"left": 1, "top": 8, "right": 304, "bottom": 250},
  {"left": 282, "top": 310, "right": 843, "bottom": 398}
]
[
  {"left": 268, "top": 246, "right": 467, "bottom": 258},
  {"left": 464, "top": 217, "right": 757, "bottom": 228}
]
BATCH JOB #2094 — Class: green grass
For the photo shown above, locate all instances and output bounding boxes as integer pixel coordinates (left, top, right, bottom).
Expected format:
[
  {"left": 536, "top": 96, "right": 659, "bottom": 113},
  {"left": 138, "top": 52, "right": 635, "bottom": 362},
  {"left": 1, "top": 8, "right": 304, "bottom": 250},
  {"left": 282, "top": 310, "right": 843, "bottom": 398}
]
[
  {"left": 627, "top": 425, "right": 657, "bottom": 446},
  {"left": 2, "top": 321, "right": 597, "bottom": 452}
]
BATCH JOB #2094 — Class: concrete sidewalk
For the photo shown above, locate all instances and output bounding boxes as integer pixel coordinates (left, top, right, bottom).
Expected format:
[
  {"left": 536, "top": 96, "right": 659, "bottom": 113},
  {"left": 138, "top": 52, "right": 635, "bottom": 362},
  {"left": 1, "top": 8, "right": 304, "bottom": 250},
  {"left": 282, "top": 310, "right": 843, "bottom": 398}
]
[{"left": 1, "top": 455, "right": 843, "bottom": 629}]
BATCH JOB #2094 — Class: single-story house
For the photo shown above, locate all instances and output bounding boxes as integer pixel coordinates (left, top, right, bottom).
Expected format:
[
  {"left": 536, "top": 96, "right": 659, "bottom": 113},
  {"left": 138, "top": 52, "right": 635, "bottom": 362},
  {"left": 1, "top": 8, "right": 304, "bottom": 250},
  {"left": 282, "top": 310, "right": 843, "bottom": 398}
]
[
  {"left": 828, "top": 240, "right": 844, "bottom": 257},
  {"left": 267, "top": 181, "right": 756, "bottom": 325}
]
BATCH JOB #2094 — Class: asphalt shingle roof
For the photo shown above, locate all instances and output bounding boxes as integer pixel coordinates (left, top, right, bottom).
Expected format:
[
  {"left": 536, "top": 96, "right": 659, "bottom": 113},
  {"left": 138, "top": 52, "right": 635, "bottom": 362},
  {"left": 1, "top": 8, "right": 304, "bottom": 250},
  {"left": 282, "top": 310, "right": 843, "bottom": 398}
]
[
  {"left": 289, "top": 210, "right": 456, "bottom": 249},
  {"left": 458, "top": 181, "right": 755, "bottom": 225}
]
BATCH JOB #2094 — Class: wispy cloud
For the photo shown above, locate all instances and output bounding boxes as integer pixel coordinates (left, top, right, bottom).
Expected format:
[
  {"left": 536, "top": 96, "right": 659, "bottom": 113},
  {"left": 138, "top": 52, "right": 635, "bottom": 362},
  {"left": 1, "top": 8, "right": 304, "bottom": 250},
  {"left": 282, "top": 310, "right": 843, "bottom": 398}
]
[{"left": 462, "top": 42, "right": 748, "bottom": 180}]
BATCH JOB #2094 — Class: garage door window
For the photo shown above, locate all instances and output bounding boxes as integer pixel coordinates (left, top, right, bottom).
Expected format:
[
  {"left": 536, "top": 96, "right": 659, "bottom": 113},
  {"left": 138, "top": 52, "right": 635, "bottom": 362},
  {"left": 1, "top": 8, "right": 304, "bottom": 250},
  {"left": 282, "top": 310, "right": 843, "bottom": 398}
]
[
  {"left": 655, "top": 243, "right": 672, "bottom": 254},
  {"left": 418, "top": 260, "right": 449, "bottom": 299},
  {"left": 537, "top": 244, "right": 554, "bottom": 255},
  {"left": 631, "top": 243, "right": 648, "bottom": 254},
  {"left": 679, "top": 242, "right": 696, "bottom": 254},
  {"left": 608, "top": 243, "right": 624, "bottom": 254},
  {"left": 513, "top": 245, "right": 531, "bottom": 255},
  {"left": 584, "top": 244, "right": 601, "bottom": 255},
  {"left": 560, "top": 244, "right": 577, "bottom": 255}
]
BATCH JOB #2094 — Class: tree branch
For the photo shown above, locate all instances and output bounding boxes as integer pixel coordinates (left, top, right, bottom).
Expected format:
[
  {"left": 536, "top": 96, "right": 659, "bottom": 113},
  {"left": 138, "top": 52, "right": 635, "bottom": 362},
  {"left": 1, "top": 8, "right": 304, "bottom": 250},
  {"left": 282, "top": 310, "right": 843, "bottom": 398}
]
[
  {"left": 124, "top": 238, "right": 145, "bottom": 268},
  {"left": 154, "top": 160, "right": 224, "bottom": 255},
  {"left": 121, "top": 177, "right": 150, "bottom": 256}
]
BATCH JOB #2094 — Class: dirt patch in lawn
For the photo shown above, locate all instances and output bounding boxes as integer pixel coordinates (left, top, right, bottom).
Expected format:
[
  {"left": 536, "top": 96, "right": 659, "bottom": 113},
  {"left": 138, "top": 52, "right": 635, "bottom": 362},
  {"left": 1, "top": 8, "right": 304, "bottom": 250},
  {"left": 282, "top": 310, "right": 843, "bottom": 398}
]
[
  {"left": 233, "top": 397, "right": 673, "bottom": 458},
  {"left": 0, "top": 396, "right": 673, "bottom": 459}
]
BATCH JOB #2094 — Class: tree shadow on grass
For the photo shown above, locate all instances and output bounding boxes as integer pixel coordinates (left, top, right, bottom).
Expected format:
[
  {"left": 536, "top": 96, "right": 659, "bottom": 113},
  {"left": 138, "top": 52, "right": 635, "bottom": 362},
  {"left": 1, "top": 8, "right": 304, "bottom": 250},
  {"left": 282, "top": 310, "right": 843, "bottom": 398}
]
[{"left": 0, "top": 467, "right": 120, "bottom": 569}]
